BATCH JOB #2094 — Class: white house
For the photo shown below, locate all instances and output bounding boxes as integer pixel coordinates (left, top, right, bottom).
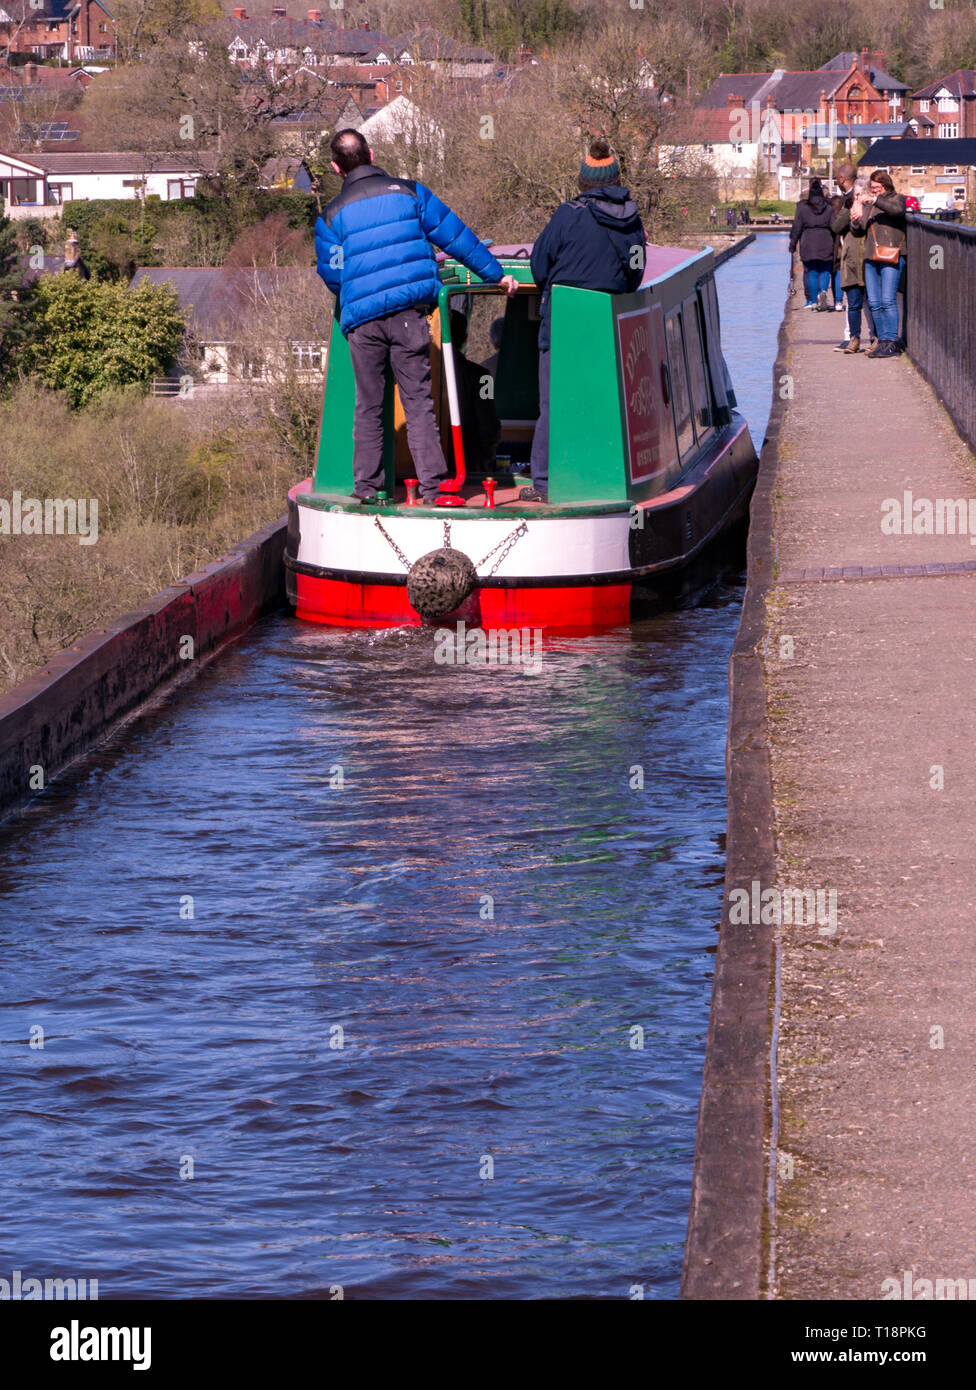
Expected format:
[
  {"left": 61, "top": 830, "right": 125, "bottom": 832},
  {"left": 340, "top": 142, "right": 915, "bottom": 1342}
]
[
  {"left": 130, "top": 266, "right": 330, "bottom": 388},
  {"left": 358, "top": 96, "right": 443, "bottom": 156},
  {"left": 0, "top": 150, "right": 218, "bottom": 216}
]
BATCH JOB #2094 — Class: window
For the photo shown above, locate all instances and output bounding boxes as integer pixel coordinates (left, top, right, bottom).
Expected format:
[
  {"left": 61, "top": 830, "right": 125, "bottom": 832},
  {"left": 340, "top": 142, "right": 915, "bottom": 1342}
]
[
  {"left": 98, "top": 21, "right": 106, "bottom": 31},
  {"left": 942, "top": 125, "right": 959, "bottom": 139},
  {"left": 919, "top": 99, "right": 930, "bottom": 112},
  {"left": 910, "top": 166, "right": 925, "bottom": 175},
  {"left": 954, "top": 186, "right": 966, "bottom": 200},
  {"left": 292, "top": 344, "right": 323, "bottom": 372},
  {"left": 943, "top": 165, "right": 959, "bottom": 175},
  {"left": 730, "top": 141, "right": 743, "bottom": 154},
  {"left": 937, "top": 96, "right": 958, "bottom": 112},
  {"left": 47, "top": 182, "right": 72, "bottom": 204},
  {"left": 665, "top": 310, "right": 695, "bottom": 463},
  {"left": 682, "top": 298, "right": 714, "bottom": 445}
]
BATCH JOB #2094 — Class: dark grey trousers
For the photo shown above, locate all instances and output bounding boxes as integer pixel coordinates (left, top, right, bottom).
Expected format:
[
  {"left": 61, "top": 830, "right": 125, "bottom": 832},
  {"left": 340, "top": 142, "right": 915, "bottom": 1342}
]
[{"left": 347, "top": 306, "right": 448, "bottom": 500}]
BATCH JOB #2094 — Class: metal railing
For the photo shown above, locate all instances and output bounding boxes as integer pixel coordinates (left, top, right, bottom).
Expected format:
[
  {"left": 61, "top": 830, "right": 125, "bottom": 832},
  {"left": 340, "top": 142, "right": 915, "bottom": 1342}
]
[{"left": 906, "top": 214, "right": 976, "bottom": 454}]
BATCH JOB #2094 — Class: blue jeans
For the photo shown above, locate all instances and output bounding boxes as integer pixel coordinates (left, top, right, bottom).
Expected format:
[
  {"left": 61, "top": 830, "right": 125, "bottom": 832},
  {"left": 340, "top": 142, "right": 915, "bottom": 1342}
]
[
  {"left": 832, "top": 267, "right": 843, "bottom": 306},
  {"left": 864, "top": 260, "right": 901, "bottom": 341},
  {"left": 845, "top": 285, "right": 865, "bottom": 338},
  {"left": 529, "top": 350, "right": 550, "bottom": 493},
  {"left": 804, "top": 259, "right": 832, "bottom": 299}
]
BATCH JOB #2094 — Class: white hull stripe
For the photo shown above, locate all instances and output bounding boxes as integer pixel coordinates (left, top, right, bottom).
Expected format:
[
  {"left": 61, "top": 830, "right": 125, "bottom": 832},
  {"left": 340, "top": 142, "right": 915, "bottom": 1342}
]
[{"left": 295, "top": 507, "right": 632, "bottom": 580}]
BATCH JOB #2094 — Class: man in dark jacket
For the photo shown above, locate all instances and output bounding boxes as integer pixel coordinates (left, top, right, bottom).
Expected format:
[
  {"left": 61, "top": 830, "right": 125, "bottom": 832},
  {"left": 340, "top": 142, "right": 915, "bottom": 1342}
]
[
  {"left": 315, "top": 129, "right": 516, "bottom": 504},
  {"left": 523, "top": 137, "right": 646, "bottom": 502}
]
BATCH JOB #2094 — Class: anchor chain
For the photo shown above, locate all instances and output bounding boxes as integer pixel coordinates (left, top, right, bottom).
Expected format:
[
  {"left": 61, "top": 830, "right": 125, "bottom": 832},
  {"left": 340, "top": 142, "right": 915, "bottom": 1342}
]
[
  {"left": 373, "top": 516, "right": 411, "bottom": 571},
  {"left": 477, "top": 522, "right": 528, "bottom": 577},
  {"left": 374, "top": 515, "right": 528, "bottom": 580}
]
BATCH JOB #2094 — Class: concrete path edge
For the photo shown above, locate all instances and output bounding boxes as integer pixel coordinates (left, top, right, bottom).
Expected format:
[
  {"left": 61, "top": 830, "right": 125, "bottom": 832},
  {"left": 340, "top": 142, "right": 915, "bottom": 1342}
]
[{"left": 680, "top": 285, "right": 789, "bottom": 1298}]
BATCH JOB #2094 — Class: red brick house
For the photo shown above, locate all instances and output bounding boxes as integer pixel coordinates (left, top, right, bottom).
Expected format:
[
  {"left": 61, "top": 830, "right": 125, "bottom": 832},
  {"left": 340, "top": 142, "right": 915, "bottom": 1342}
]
[
  {"left": 910, "top": 71, "right": 976, "bottom": 139},
  {"left": 0, "top": 0, "right": 116, "bottom": 62}
]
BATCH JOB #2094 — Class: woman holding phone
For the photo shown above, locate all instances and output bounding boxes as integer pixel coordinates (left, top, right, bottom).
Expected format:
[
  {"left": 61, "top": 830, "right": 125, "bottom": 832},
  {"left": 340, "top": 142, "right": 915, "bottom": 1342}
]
[{"left": 850, "top": 170, "right": 907, "bottom": 358}]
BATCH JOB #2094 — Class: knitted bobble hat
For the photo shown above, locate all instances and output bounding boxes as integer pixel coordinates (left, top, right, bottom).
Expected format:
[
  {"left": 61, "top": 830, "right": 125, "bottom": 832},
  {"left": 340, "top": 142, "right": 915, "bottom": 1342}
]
[{"left": 579, "top": 135, "right": 620, "bottom": 186}]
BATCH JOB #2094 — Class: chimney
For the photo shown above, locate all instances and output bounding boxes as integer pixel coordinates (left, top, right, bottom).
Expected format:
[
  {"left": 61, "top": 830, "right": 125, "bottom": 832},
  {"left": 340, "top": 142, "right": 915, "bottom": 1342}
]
[
  {"left": 727, "top": 92, "right": 743, "bottom": 107},
  {"left": 307, "top": 7, "right": 321, "bottom": 18},
  {"left": 766, "top": 93, "right": 775, "bottom": 108},
  {"left": 233, "top": 6, "right": 246, "bottom": 17},
  {"left": 860, "top": 47, "right": 869, "bottom": 74},
  {"left": 874, "top": 50, "right": 886, "bottom": 72}
]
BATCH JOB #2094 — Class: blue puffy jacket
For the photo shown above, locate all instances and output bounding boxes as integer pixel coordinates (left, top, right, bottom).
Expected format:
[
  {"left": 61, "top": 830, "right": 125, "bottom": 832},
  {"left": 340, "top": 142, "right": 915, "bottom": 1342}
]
[{"left": 315, "top": 164, "right": 505, "bottom": 334}]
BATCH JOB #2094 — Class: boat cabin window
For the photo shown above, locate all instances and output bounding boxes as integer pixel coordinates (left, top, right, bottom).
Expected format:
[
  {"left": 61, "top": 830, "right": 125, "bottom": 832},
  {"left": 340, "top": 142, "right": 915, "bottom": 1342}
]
[
  {"left": 664, "top": 309, "right": 696, "bottom": 463},
  {"left": 682, "top": 297, "right": 715, "bottom": 446},
  {"left": 441, "top": 288, "right": 541, "bottom": 474}
]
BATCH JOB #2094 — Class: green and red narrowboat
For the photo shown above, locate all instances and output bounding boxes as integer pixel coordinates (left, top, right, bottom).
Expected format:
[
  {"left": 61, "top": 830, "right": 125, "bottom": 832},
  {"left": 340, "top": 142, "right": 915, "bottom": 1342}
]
[{"left": 285, "top": 241, "right": 758, "bottom": 635}]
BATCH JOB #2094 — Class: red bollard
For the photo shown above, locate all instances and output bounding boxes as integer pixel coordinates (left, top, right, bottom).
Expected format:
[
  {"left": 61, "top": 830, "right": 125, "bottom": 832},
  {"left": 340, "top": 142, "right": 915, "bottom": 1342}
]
[
  {"left": 482, "top": 477, "right": 496, "bottom": 509},
  {"left": 404, "top": 478, "right": 419, "bottom": 506}
]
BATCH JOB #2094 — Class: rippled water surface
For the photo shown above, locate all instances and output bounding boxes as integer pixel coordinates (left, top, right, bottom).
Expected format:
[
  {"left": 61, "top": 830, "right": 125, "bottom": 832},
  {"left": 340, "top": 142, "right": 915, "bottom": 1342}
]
[{"left": 0, "top": 240, "right": 786, "bottom": 1299}]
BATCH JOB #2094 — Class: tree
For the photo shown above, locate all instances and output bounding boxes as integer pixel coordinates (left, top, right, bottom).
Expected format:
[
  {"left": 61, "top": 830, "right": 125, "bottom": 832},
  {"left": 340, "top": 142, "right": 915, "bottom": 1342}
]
[
  {"left": 223, "top": 212, "right": 313, "bottom": 268},
  {"left": 0, "top": 212, "right": 33, "bottom": 381},
  {"left": 25, "top": 276, "right": 186, "bottom": 407},
  {"left": 112, "top": 0, "right": 223, "bottom": 63}
]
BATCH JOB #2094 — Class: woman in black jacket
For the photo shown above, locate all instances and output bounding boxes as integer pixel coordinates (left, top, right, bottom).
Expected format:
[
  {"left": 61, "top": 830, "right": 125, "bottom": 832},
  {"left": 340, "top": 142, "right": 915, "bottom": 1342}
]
[{"left": 789, "top": 179, "right": 836, "bottom": 309}]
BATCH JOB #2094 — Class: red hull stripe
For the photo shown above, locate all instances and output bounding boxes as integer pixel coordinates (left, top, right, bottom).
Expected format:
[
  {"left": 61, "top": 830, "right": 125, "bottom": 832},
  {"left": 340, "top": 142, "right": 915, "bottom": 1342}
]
[{"left": 295, "top": 574, "right": 632, "bottom": 632}]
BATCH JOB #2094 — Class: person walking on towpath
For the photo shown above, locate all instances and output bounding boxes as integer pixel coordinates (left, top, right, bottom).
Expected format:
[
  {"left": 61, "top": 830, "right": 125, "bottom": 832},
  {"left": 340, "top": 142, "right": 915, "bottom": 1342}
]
[
  {"left": 789, "top": 178, "right": 836, "bottom": 310},
  {"left": 524, "top": 136, "right": 646, "bottom": 503},
  {"left": 314, "top": 128, "right": 517, "bottom": 504},
  {"left": 849, "top": 169, "right": 908, "bottom": 359}
]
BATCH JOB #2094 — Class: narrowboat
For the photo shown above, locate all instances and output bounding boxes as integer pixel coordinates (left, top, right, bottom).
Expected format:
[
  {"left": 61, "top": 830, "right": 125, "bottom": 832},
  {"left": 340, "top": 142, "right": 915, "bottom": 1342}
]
[{"left": 285, "top": 241, "right": 759, "bottom": 634}]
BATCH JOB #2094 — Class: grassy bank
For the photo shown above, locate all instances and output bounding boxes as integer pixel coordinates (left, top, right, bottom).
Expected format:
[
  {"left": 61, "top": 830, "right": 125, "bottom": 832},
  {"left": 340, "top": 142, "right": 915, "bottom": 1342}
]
[{"left": 0, "top": 383, "right": 308, "bottom": 695}]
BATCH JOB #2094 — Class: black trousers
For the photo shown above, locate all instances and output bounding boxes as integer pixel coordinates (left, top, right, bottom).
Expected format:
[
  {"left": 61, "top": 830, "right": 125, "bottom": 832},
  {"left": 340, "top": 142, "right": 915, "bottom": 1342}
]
[{"left": 347, "top": 306, "right": 448, "bottom": 500}]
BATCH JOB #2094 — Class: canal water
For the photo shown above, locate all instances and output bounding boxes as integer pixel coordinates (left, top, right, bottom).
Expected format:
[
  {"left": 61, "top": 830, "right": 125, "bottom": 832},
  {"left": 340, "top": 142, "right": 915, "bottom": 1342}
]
[{"left": 0, "top": 237, "right": 787, "bottom": 1301}]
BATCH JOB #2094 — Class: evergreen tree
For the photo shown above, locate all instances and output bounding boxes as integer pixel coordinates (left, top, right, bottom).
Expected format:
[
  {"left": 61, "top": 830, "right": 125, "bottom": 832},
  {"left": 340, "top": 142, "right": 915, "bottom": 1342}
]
[{"left": 0, "top": 214, "right": 34, "bottom": 382}]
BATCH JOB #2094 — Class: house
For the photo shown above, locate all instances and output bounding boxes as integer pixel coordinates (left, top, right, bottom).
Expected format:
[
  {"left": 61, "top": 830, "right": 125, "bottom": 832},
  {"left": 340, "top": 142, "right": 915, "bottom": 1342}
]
[
  {"left": 688, "top": 62, "right": 905, "bottom": 198},
  {"left": 129, "top": 266, "right": 330, "bottom": 387},
  {"left": 259, "top": 155, "right": 313, "bottom": 191},
  {"left": 802, "top": 121, "right": 914, "bottom": 165},
  {"left": 388, "top": 27, "right": 495, "bottom": 78},
  {"left": 661, "top": 104, "right": 776, "bottom": 198},
  {"left": 698, "top": 66, "right": 891, "bottom": 131},
  {"left": 818, "top": 50, "right": 909, "bottom": 119},
  {"left": 358, "top": 95, "right": 443, "bottom": 159},
  {"left": 221, "top": 12, "right": 497, "bottom": 79},
  {"left": 0, "top": 0, "right": 115, "bottom": 62},
  {"left": 270, "top": 92, "right": 364, "bottom": 155},
  {"left": 18, "top": 227, "right": 89, "bottom": 281},
  {"left": 225, "top": 10, "right": 393, "bottom": 70},
  {"left": 858, "top": 136, "right": 976, "bottom": 209},
  {"left": 910, "top": 71, "right": 976, "bottom": 140},
  {"left": 0, "top": 149, "right": 219, "bottom": 216}
]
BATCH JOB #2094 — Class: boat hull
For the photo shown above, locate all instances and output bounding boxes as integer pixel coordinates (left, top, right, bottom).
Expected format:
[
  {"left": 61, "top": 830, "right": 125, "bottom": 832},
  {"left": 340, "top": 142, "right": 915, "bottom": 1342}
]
[{"left": 285, "top": 418, "right": 758, "bottom": 634}]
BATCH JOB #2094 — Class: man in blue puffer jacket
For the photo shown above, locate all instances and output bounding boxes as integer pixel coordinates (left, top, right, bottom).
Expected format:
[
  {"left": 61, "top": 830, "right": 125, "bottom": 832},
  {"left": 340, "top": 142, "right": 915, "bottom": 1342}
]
[{"left": 316, "top": 129, "right": 517, "bottom": 504}]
